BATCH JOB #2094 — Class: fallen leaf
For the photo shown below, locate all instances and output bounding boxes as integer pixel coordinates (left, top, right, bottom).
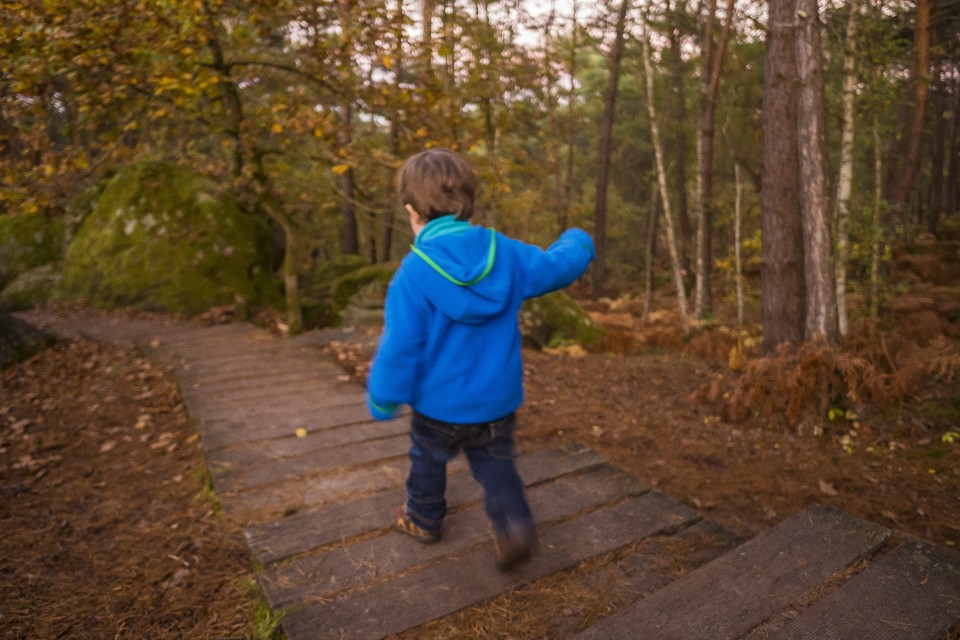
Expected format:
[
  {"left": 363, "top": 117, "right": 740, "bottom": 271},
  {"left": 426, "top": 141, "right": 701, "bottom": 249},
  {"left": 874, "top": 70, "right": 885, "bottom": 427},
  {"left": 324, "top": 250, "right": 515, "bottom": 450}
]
[
  {"left": 818, "top": 479, "right": 838, "bottom": 496},
  {"left": 100, "top": 440, "right": 117, "bottom": 453},
  {"left": 295, "top": 428, "right": 307, "bottom": 438}
]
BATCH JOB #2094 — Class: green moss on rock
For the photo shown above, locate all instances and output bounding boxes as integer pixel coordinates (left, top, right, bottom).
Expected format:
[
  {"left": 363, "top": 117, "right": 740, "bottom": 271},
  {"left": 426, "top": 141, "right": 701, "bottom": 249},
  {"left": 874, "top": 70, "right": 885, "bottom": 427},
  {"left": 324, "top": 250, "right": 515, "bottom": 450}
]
[
  {"left": 520, "top": 290, "right": 605, "bottom": 349},
  {"left": 0, "top": 264, "right": 61, "bottom": 311},
  {"left": 59, "top": 162, "right": 278, "bottom": 315},
  {"left": 0, "top": 214, "right": 64, "bottom": 290}
]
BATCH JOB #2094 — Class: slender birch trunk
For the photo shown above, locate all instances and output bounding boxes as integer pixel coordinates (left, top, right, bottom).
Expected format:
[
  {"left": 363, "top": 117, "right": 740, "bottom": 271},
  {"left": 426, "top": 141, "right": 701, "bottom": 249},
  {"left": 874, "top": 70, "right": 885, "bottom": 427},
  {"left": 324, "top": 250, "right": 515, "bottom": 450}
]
[
  {"left": 835, "top": 2, "right": 858, "bottom": 337},
  {"left": 642, "top": 23, "right": 689, "bottom": 325},
  {"left": 795, "top": 0, "right": 837, "bottom": 342},
  {"left": 643, "top": 183, "right": 660, "bottom": 319}
]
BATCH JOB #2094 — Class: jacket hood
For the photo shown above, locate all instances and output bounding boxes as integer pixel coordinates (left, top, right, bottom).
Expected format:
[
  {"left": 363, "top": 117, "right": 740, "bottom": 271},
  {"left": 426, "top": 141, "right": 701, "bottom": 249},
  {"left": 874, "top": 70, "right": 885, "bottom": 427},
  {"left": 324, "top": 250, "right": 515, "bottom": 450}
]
[{"left": 407, "top": 217, "right": 512, "bottom": 323}]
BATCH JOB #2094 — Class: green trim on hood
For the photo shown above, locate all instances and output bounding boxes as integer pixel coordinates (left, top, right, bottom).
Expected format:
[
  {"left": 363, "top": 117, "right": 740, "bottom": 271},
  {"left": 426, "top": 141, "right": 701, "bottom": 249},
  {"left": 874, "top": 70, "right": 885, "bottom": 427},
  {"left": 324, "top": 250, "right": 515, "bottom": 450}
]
[{"left": 410, "top": 228, "right": 497, "bottom": 287}]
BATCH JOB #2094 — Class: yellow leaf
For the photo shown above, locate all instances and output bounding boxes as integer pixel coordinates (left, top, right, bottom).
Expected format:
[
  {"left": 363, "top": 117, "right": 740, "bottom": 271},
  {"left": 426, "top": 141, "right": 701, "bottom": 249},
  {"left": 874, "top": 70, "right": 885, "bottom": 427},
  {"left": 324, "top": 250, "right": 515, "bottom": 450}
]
[
  {"left": 382, "top": 55, "right": 392, "bottom": 69},
  {"left": 332, "top": 164, "right": 350, "bottom": 175},
  {"left": 271, "top": 123, "right": 283, "bottom": 134},
  {"left": 295, "top": 428, "right": 307, "bottom": 438},
  {"left": 43, "top": 164, "right": 55, "bottom": 177}
]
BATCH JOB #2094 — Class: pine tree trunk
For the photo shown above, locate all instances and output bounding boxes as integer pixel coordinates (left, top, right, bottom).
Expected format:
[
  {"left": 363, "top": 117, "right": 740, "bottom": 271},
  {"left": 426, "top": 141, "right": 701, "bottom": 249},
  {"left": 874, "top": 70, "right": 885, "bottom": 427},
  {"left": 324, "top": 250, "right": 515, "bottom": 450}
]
[
  {"left": 591, "top": 0, "right": 629, "bottom": 298},
  {"left": 834, "top": 2, "right": 858, "bottom": 338},
  {"left": 870, "top": 120, "right": 883, "bottom": 320},
  {"left": 643, "top": 183, "right": 660, "bottom": 319},
  {"left": 761, "top": 0, "right": 805, "bottom": 351},
  {"left": 947, "top": 76, "right": 960, "bottom": 217},
  {"left": 891, "top": 0, "right": 936, "bottom": 217},
  {"left": 642, "top": 23, "right": 689, "bottom": 325},
  {"left": 928, "top": 66, "right": 946, "bottom": 234},
  {"left": 694, "top": 0, "right": 734, "bottom": 319},
  {"left": 562, "top": 1, "right": 578, "bottom": 232},
  {"left": 795, "top": 0, "right": 837, "bottom": 342},
  {"left": 337, "top": 0, "right": 359, "bottom": 256},
  {"left": 734, "top": 162, "right": 744, "bottom": 327}
]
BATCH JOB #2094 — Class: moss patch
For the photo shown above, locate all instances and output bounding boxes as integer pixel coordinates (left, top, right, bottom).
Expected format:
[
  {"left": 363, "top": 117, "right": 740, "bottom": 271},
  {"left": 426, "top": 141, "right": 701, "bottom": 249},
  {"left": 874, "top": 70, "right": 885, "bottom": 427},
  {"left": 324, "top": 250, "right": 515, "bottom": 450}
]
[
  {"left": 59, "top": 162, "right": 278, "bottom": 315},
  {"left": 0, "top": 264, "right": 61, "bottom": 311},
  {"left": 520, "top": 291, "right": 605, "bottom": 349},
  {"left": 0, "top": 214, "right": 64, "bottom": 290}
]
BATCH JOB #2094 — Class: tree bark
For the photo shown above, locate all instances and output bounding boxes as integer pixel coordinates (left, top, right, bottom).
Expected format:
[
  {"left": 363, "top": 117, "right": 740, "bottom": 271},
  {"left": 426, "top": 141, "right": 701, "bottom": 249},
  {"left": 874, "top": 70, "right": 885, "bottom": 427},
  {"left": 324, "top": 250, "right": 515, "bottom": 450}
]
[
  {"left": 795, "top": 0, "right": 837, "bottom": 342},
  {"left": 870, "top": 119, "right": 883, "bottom": 320},
  {"left": 591, "top": 0, "right": 629, "bottom": 298},
  {"left": 834, "top": 2, "right": 858, "bottom": 337},
  {"left": 891, "top": 0, "right": 937, "bottom": 218},
  {"left": 643, "top": 182, "right": 660, "bottom": 319},
  {"left": 642, "top": 22, "right": 690, "bottom": 325},
  {"left": 562, "top": 0, "right": 579, "bottom": 232},
  {"left": 734, "top": 162, "right": 744, "bottom": 327},
  {"left": 668, "top": 1, "right": 692, "bottom": 287},
  {"left": 927, "top": 64, "right": 946, "bottom": 234},
  {"left": 761, "top": 0, "right": 805, "bottom": 351},
  {"left": 694, "top": 0, "right": 734, "bottom": 319},
  {"left": 337, "top": 0, "right": 359, "bottom": 256},
  {"left": 947, "top": 74, "right": 960, "bottom": 218}
]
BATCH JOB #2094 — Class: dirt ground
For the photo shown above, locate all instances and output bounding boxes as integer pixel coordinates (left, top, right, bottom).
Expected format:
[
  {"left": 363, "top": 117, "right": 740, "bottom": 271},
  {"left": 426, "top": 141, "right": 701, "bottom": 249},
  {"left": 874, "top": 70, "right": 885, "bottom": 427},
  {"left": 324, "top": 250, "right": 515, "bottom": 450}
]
[{"left": 1, "top": 298, "right": 958, "bottom": 638}]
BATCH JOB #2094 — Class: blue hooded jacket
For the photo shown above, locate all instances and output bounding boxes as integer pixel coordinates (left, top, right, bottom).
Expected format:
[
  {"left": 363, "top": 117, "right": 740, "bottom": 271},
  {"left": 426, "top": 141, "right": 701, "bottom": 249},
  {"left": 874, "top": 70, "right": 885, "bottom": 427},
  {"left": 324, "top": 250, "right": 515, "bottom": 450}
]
[{"left": 366, "top": 217, "right": 595, "bottom": 423}]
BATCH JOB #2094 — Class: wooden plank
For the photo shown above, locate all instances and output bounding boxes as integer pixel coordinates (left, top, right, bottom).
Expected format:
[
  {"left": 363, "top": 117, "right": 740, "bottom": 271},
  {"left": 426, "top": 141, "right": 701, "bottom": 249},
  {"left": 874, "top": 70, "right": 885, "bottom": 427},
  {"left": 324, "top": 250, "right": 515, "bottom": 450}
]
[
  {"left": 211, "top": 434, "right": 409, "bottom": 493},
  {"left": 244, "top": 445, "right": 609, "bottom": 563},
  {"left": 765, "top": 539, "right": 960, "bottom": 640},
  {"left": 280, "top": 491, "right": 699, "bottom": 640},
  {"left": 184, "top": 389, "right": 367, "bottom": 414},
  {"left": 572, "top": 504, "right": 891, "bottom": 640},
  {"left": 258, "top": 464, "right": 648, "bottom": 609},
  {"left": 198, "top": 402, "right": 371, "bottom": 451},
  {"left": 206, "top": 417, "right": 409, "bottom": 467}
]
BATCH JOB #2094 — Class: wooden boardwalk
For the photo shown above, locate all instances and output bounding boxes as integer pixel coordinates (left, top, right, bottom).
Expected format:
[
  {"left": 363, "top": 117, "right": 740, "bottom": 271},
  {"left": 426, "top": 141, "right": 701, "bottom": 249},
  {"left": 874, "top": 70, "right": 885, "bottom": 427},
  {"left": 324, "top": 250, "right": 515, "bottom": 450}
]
[{"left": 15, "top": 309, "right": 960, "bottom": 640}]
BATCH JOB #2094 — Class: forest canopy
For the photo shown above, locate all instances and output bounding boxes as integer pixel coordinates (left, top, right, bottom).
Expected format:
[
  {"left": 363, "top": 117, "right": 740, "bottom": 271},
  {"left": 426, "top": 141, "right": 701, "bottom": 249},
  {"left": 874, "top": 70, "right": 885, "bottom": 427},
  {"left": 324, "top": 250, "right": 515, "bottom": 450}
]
[{"left": 2, "top": 0, "right": 958, "bottom": 342}]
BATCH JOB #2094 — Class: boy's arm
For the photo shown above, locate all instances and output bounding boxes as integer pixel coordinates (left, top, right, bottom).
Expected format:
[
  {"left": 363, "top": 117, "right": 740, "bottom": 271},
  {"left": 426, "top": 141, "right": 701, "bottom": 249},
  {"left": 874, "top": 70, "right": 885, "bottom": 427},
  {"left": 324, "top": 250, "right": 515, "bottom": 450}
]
[
  {"left": 517, "top": 228, "right": 595, "bottom": 299},
  {"left": 366, "top": 271, "right": 426, "bottom": 420}
]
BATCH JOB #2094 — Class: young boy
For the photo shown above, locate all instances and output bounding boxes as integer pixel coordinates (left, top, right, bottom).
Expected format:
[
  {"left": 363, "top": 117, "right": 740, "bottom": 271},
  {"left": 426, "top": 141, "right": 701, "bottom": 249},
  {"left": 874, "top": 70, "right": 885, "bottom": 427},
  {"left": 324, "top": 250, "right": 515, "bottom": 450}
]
[{"left": 366, "top": 148, "right": 595, "bottom": 571}]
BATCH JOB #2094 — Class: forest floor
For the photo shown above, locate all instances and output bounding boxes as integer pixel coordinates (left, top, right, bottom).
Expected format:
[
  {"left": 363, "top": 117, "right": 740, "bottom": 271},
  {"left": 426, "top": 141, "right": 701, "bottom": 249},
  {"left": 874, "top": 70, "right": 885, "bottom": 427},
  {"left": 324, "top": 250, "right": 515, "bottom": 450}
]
[{"left": 2, "top": 239, "right": 959, "bottom": 638}]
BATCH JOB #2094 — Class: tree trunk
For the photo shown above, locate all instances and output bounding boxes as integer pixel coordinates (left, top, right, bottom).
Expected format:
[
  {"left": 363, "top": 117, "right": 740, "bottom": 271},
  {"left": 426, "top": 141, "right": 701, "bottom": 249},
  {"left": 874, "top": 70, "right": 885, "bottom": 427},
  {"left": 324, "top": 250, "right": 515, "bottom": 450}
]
[
  {"left": 761, "top": 0, "right": 805, "bottom": 351},
  {"left": 947, "top": 74, "right": 960, "bottom": 217},
  {"left": 643, "top": 182, "right": 660, "bottom": 319},
  {"left": 734, "top": 162, "right": 744, "bottom": 327},
  {"left": 795, "top": 0, "right": 837, "bottom": 342},
  {"left": 834, "top": 2, "right": 858, "bottom": 338},
  {"left": 927, "top": 65, "right": 946, "bottom": 234},
  {"left": 694, "top": 0, "right": 734, "bottom": 319},
  {"left": 891, "top": 0, "right": 937, "bottom": 218},
  {"left": 591, "top": 0, "right": 629, "bottom": 298},
  {"left": 562, "top": 0, "right": 578, "bottom": 232},
  {"left": 337, "top": 0, "right": 359, "bottom": 256},
  {"left": 642, "top": 22, "right": 690, "bottom": 325},
  {"left": 668, "top": 1, "right": 692, "bottom": 287},
  {"left": 870, "top": 119, "right": 883, "bottom": 320}
]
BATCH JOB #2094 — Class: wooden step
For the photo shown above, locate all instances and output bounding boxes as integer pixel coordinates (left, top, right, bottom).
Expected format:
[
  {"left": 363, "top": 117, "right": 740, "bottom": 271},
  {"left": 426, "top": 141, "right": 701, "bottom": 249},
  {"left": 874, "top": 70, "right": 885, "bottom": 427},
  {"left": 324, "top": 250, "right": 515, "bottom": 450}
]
[{"left": 571, "top": 504, "right": 891, "bottom": 640}]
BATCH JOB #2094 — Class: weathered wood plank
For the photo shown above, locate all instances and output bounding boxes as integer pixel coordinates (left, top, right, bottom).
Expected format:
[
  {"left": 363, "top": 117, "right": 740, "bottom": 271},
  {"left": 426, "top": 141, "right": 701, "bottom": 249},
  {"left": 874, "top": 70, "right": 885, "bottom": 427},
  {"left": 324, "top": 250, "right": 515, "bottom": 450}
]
[
  {"left": 259, "top": 464, "right": 648, "bottom": 609},
  {"left": 244, "top": 445, "right": 608, "bottom": 563},
  {"left": 281, "top": 491, "right": 699, "bottom": 640},
  {"left": 572, "top": 504, "right": 891, "bottom": 640},
  {"left": 199, "top": 402, "right": 371, "bottom": 451},
  {"left": 211, "top": 434, "right": 409, "bottom": 493},
  {"left": 206, "top": 417, "right": 409, "bottom": 467},
  {"left": 764, "top": 539, "right": 960, "bottom": 640}
]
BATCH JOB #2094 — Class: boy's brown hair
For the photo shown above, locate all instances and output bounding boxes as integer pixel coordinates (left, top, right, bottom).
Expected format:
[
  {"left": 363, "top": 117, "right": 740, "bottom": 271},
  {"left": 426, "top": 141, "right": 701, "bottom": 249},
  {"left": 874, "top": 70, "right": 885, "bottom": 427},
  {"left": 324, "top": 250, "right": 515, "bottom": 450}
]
[{"left": 397, "top": 148, "right": 476, "bottom": 221}]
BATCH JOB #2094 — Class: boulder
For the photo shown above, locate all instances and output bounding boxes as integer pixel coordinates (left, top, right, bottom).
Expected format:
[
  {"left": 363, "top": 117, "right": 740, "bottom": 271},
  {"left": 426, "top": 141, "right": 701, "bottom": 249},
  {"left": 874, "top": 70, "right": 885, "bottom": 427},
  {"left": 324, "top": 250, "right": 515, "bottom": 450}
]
[
  {"left": 0, "top": 213, "right": 63, "bottom": 290},
  {"left": 520, "top": 290, "right": 604, "bottom": 349},
  {"left": 59, "top": 162, "right": 277, "bottom": 314},
  {"left": 0, "top": 264, "right": 61, "bottom": 311},
  {"left": 0, "top": 314, "right": 55, "bottom": 369}
]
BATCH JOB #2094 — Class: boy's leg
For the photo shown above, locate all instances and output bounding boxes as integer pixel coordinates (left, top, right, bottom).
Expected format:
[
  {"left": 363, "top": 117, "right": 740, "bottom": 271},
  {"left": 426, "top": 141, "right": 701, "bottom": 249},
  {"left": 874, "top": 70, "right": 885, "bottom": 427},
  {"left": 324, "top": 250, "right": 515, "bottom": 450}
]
[
  {"left": 403, "top": 412, "right": 456, "bottom": 535},
  {"left": 464, "top": 414, "right": 537, "bottom": 569}
]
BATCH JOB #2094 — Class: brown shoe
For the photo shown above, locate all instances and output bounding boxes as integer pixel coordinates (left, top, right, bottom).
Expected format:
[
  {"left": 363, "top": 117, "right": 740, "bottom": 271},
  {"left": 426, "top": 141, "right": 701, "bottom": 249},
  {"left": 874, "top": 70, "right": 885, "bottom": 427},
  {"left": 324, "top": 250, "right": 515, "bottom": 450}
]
[
  {"left": 391, "top": 505, "right": 441, "bottom": 544},
  {"left": 494, "top": 524, "right": 537, "bottom": 571}
]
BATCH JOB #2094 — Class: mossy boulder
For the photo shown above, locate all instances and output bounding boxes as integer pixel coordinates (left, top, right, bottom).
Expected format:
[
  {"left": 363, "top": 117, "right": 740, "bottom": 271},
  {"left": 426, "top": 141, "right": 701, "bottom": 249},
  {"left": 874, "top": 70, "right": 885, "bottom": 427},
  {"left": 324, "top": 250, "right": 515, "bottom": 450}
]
[
  {"left": 59, "top": 162, "right": 277, "bottom": 314},
  {"left": 0, "top": 214, "right": 64, "bottom": 290},
  {"left": 300, "top": 256, "right": 397, "bottom": 328},
  {"left": 0, "top": 264, "right": 61, "bottom": 311},
  {"left": 520, "top": 290, "right": 605, "bottom": 349}
]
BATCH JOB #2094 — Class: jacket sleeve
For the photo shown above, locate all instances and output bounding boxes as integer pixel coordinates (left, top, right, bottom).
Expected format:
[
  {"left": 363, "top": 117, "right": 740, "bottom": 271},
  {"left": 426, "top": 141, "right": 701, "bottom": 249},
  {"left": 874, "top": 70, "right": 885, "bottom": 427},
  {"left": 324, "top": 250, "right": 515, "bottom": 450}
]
[
  {"left": 365, "top": 266, "right": 427, "bottom": 420},
  {"left": 516, "top": 228, "right": 596, "bottom": 299}
]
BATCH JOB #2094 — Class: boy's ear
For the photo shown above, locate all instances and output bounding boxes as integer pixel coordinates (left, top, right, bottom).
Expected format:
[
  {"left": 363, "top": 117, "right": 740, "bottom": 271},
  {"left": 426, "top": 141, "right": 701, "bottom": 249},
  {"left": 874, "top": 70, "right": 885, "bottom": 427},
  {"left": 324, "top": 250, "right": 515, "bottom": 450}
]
[{"left": 405, "top": 203, "right": 425, "bottom": 224}]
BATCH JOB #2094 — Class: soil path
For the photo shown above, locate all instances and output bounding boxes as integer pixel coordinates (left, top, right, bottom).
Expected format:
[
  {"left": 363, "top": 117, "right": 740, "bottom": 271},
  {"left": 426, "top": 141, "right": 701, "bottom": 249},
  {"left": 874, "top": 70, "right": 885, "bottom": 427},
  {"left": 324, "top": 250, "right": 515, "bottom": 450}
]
[{"left": 14, "top": 309, "right": 960, "bottom": 639}]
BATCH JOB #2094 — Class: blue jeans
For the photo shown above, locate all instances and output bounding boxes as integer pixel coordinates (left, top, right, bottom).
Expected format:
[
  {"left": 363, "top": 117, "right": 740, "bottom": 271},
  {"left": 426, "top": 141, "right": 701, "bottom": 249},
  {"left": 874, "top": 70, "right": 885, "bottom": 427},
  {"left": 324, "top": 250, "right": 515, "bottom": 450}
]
[{"left": 405, "top": 410, "right": 532, "bottom": 537}]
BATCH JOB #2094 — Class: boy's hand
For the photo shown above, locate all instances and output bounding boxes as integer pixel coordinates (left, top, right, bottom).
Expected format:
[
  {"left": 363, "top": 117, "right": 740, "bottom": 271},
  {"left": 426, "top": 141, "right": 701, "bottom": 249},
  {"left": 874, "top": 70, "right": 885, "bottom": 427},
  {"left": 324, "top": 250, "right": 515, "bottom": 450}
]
[{"left": 366, "top": 394, "right": 399, "bottom": 421}]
